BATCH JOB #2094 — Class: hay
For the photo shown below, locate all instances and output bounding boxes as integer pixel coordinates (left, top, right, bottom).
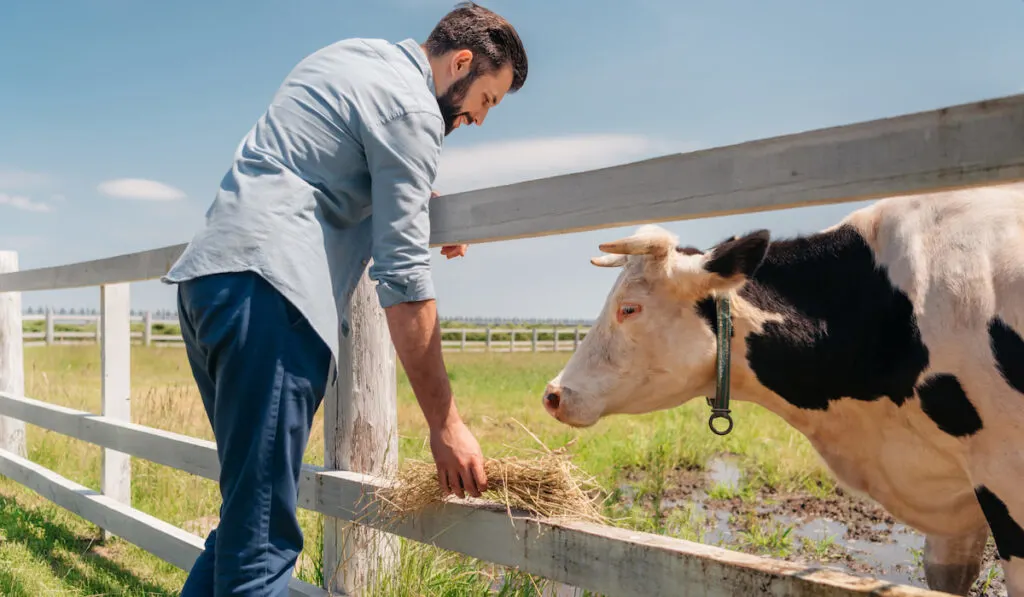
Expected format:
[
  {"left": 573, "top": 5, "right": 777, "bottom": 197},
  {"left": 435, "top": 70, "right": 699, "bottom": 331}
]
[{"left": 375, "top": 423, "right": 607, "bottom": 526}]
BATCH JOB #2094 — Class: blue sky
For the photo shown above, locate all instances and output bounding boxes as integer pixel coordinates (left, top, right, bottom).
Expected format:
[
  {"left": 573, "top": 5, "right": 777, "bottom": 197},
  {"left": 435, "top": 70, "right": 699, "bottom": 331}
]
[{"left": 2, "top": 0, "right": 1022, "bottom": 320}]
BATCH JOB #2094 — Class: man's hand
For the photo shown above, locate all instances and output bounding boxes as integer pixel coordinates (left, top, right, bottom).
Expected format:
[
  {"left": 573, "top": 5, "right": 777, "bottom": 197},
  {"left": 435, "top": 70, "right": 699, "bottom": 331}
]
[
  {"left": 430, "top": 416, "right": 487, "bottom": 499},
  {"left": 431, "top": 190, "right": 469, "bottom": 259},
  {"left": 383, "top": 298, "right": 488, "bottom": 498}
]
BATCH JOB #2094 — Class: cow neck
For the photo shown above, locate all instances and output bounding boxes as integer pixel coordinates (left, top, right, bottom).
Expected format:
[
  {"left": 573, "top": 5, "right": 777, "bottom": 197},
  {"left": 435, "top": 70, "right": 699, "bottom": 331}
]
[{"left": 704, "top": 294, "right": 734, "bottom": 435}]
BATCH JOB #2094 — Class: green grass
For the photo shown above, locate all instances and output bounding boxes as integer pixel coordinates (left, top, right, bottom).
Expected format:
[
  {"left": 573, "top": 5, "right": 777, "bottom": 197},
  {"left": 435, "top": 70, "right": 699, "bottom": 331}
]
[{"left": 0, "top": 344, "right": 833, "bottom": 595}]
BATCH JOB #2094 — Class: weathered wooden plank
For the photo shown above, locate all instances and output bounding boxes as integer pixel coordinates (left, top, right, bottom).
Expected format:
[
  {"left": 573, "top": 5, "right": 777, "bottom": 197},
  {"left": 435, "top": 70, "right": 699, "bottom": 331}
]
[
  {"left": 0, "top": 391, "right": 953, "bottom": 596},
  {"left": 308, "top": 470, "right": 955, "bottom": 597},
  {"left": 100, "top": 282, "right": 132, "bottom": 542},
  {"left": 0, "top": 252, "right": 26, "bottom": 458},
  {"left": 0, "top": 448, "right": 329, "bottom": 597},
  {"left": 0, "top": 392, "right": 221, "bottom": 480},
  {"left": 2, "top": 93, "right": 1023, "bottom": 292},
  {"left": 0, "top": 243, "right": 186, "bottom": 292},
  {"left": 431, "top": 93, "right": 1024, "bottom": 245},
  {"left": 323, "top": 263, "right": 399, "bottom": 594}
]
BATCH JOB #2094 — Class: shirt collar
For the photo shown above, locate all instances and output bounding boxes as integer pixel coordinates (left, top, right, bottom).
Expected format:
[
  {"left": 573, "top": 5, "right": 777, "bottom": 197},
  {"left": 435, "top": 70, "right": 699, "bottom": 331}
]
[{"left": 396, "top": 38, "right": 436, "bottom": 97}]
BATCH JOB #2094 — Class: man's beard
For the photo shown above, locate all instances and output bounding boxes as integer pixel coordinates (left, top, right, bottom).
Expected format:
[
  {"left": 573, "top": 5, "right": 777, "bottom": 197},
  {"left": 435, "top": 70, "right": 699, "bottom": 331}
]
[{"left": 437, "top": 73, "right": 475, "bottom": 136}]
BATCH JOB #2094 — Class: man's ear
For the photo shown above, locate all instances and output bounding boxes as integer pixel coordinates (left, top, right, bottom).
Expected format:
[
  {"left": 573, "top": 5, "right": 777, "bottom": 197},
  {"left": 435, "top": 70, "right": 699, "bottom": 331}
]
[
  {"left": 702, "top": 229, "right": 770, "bottom": 283},
  {"left": 452, "top": 49, "right": 473, "bottom": 77}
]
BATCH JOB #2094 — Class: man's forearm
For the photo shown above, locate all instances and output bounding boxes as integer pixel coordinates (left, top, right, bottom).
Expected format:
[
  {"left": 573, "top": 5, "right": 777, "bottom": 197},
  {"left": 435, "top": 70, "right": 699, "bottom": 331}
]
[{"left": 383, "top": 299, "right": 459, "bottom": 429}]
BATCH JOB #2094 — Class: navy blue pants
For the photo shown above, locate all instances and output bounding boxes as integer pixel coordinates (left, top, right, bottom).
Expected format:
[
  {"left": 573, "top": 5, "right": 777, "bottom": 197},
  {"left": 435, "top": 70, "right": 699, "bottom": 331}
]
[{"left": 176, "top": 271, "right": 333, "bottom": 596}]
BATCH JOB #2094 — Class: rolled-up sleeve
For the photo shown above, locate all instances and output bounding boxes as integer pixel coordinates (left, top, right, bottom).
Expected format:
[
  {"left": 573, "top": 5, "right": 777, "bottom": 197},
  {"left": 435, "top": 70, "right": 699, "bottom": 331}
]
[{"left": 361, "top": 110, "right": 445, "bottom": 308}]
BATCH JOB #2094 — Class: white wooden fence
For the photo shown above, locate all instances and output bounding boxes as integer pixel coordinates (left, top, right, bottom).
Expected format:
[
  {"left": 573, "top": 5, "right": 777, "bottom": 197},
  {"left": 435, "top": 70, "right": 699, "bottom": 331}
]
[
  {"left": 2, "top": 91, "right": 1023, "bottom": 597},
  {"left": 19, "top": 310, "right": 590, "bottom": 352}
]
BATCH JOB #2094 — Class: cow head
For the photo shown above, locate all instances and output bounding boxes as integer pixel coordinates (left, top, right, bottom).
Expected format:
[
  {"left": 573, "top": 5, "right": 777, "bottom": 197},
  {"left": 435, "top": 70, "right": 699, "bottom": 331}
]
[{"left": 542, "top": 224, "right": 770, "bottom": 428}]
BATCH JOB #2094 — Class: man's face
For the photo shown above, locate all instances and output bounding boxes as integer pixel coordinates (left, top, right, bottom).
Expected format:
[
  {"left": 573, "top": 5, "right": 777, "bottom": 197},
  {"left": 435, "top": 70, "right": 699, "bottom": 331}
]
[{"left": 437, "top": 54, "right": 513, "bottom": 136}]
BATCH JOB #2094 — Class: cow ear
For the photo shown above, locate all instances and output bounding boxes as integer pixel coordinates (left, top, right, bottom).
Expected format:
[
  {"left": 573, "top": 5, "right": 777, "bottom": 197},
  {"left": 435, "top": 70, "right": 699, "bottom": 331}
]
[{"left": 702, "top": 230, "right": 770, "bottom": 282}]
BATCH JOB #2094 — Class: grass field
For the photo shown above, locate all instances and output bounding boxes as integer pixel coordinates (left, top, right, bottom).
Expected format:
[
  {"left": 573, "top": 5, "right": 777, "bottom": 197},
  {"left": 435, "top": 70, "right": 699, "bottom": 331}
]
[{"left": 0, "top": 345, "right": 1007, "bottom": 596}]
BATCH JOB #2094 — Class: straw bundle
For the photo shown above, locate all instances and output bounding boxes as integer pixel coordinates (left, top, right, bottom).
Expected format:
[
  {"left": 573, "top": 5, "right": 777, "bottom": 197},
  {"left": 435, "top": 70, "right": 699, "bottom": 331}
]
[{"left": 375, "top": 425, "right": 607, "bottom": 525}]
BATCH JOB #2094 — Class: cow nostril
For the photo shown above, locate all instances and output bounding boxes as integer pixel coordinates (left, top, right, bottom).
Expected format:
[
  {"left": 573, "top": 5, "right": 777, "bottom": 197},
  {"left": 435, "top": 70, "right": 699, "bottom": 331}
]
[{"left": 545, "top": 391, "right": 561, "bottom": 409}]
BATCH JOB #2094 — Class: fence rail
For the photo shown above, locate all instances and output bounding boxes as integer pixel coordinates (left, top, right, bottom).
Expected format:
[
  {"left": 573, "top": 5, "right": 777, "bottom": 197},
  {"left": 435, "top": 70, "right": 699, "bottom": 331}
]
[
  {"left": 18, "top": 311, "right": 591, "bottom": 351},
  {"left": 2, "top": 90, "right": 1022, "bottom": 596}
]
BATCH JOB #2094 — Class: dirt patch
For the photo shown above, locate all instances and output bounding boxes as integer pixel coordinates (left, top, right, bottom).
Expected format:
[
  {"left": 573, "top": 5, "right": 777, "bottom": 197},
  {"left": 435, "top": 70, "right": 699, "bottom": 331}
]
[{"left": 613, "top": 454, "right": 1008, "bottom": 597}]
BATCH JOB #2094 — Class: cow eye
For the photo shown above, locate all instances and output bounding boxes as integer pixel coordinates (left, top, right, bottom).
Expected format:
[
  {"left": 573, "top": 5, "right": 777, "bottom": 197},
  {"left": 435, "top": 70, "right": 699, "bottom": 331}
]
[{"left": 617, "top": 303, "right": 642, "bottom": 322}]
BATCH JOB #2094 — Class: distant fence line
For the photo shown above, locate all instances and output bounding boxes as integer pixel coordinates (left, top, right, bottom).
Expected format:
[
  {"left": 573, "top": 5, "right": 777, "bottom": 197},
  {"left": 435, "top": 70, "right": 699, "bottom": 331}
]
[
  {"left": 20, "top": 307, "right": 595, "bottom": 327},
  {"left": 21, "top": 310, "right": 590, "bottom": 352}
]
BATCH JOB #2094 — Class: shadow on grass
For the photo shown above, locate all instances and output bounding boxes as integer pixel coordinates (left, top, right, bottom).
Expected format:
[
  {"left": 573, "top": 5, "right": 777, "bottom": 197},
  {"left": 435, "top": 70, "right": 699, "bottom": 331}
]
[{"left": 0, "top": 493, "right": 177, "bottom": 596}]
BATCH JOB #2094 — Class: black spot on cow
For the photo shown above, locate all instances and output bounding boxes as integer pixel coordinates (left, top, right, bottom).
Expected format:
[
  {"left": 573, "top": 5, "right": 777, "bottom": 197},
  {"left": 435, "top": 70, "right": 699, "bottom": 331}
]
[
  {"left": 704, "top": 230, "right": 771, "bottom": 280},
  {"left": 989, "top": 316, "right": 1024, "bottom": 395},
  {"left": 975, "top": 485, "right": 1024, "bottom": 561},
  {"left": 695, "top": 297, "right": 718, "bottom": 335},
  {"left": 915, "top": 374, "right": 982, "bottom": 437},
  {"left": 697, "top": 224, "right": 929, "bottom": 411}
]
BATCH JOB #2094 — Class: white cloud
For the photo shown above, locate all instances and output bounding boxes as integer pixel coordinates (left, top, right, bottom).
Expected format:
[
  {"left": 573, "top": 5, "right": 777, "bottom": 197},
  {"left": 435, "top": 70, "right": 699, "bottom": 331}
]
[
  {"left": 433, "top": 133, "right": 695, "bottom": 194},
  {"left": 98, "top": 178, "right": 186, "bottom": 201},
  {"left": 0, "top": 193, "right": 52, "bottom": 213}
]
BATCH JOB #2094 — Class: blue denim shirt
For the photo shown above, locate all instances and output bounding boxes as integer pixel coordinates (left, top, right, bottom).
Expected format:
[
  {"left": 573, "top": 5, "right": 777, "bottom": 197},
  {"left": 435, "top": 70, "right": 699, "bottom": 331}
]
[{"left": 162, "top": 37, "right": 444, "bottom": 361}]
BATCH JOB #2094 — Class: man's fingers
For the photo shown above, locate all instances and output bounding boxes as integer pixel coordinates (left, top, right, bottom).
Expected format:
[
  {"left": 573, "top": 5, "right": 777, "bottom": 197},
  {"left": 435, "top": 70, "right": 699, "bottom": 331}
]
[
  {"left": 440, "top": 244, "right": 468, "bottom": 259},
  {"left": 451, "top": 467, "right": 466, "bottom": 499},
  {"left": 458, "top": 464, "right": 480, "bottom": 498},
  {"left": 472, "top": 458, "right": 488, "bottom": 494}
]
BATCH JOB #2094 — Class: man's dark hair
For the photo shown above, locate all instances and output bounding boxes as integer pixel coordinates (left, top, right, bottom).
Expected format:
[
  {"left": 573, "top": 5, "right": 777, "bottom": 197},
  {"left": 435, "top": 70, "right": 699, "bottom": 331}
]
[{"left": 424, "top": 2, "right": 528, "bottom": 92}]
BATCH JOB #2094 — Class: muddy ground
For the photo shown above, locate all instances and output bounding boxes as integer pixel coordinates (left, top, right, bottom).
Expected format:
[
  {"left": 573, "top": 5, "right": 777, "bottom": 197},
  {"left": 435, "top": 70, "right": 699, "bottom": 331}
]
[{"left": 614, "top": 454, "right": 1007, "bottom": 597}]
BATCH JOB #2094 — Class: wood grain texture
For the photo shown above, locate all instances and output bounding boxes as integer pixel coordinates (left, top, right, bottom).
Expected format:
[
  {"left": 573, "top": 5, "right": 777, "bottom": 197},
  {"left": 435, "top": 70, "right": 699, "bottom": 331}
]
[
  {"left": 0, "top": 447, "right": 329, "bottom": 597},
  {"left": 0, "top": 252, "right": 25, "bottom": 457},
  {"left": 2, "top": 93, "right": 1022, "bottom": 292},
  {"left": 323, "top": 264, "right": 400, "bottom": 594}
]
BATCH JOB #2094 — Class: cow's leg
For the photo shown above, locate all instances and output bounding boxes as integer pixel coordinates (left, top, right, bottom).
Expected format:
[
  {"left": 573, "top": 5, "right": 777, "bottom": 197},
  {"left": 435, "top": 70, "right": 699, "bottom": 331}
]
[
  {"left": 922, "top": 527, "right": 988, "bottom": 595},
  {"left": 973, "top": 484, "right": 1024, "bottom": 597}
]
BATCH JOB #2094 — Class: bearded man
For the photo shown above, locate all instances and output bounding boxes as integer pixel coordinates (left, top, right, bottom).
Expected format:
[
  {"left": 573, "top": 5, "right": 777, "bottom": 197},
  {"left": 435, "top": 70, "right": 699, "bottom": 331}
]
[{"left": 162, "top": 3, "right": 528, "bottom": 594}]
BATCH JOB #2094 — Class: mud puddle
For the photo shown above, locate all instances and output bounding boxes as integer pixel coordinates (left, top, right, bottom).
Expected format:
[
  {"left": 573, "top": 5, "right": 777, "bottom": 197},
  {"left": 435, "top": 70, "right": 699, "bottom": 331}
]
[{"left": 616, "top": 454, "right": 1007, "bottom": 596}]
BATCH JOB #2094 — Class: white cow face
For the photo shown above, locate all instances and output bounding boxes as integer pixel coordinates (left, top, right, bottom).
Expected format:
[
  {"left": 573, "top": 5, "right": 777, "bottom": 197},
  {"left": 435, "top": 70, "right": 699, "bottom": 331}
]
[{"left": 542, "top": 224, "right": 770, "bottom": 428}]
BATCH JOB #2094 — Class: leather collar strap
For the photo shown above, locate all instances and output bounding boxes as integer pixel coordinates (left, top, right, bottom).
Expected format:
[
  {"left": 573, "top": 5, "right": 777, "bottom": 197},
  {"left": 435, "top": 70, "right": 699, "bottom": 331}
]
[{"left": 706, "top": 295, "right": 734, "bottom": 435}]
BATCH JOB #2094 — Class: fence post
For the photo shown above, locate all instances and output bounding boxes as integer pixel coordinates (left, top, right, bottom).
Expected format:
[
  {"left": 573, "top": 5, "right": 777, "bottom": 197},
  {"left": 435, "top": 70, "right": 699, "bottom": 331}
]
[
  {"left": 323, "top": 263, "right": 398, "bottom": 594},
  {"left": 45, "top": 306, "right": 54, "bottom": 345},
  {"left": 485, "top": 327, "right": 491, "bottom": 351},
  {"left": 143, "top": 310, "right": 152, "bottom": 346},
  {"left": 0, "top": 251, "right": 26, "bottom": 458},
  {"left": 553, "top": 326, "right": 559, "bottom": 351},
  {"left": 100, "top": 283, "right": 132, "bottom": 541},
  {"left": 460, "top": 328, "right": 466, "bottom": 351}
]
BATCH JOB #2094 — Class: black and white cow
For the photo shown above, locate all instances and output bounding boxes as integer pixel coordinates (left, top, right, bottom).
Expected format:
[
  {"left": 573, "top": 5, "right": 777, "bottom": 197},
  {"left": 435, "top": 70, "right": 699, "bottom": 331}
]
[{"left": 542, "top": 182, "right": 1024, "bottom": 596}]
